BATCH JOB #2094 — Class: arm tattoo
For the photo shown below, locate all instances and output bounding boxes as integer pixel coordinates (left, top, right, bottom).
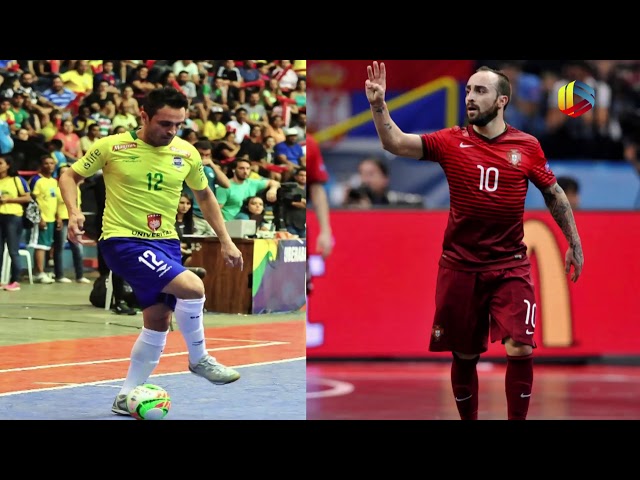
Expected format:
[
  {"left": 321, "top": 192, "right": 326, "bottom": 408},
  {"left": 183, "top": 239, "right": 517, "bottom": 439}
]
[
  {"left": 374, "top": 106, "right": 384, "bottom": 114},
  {"left": 542, "top": 183, "right": 584, "bottom": 263},
  {"left": 384, "top": 122, "right": 392, "bottom": 130}
]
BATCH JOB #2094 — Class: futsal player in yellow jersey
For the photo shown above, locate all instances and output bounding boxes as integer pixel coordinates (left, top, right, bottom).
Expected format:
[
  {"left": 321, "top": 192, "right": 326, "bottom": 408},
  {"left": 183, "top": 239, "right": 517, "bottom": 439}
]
[{"left": 59, "top": 87, "right": 244, "bottom": 417}]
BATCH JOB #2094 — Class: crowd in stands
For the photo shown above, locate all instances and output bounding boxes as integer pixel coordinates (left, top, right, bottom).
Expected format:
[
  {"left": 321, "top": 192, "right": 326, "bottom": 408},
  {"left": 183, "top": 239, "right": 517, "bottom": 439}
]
[
  {"left": 0, "top": 59, "right": 308, "bottom": 295},
  {"left": 336, "top": 60, "right": 640, "bottom": 210},
  {"left": 477, "top": 59, "right": 640, "bottom": 163}
]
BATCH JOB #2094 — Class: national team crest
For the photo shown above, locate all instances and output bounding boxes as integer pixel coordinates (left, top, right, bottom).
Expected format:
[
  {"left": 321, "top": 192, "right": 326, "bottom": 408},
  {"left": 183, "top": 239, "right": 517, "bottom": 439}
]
[
  {"left": 147, "top": 213, "right": 162, "bottom": 231},
  {"left": 432, "top": 325, "right": 444, "bottom": 341},
  {"left": 507, "top": 149, "right": 521, "bottom": 167}
]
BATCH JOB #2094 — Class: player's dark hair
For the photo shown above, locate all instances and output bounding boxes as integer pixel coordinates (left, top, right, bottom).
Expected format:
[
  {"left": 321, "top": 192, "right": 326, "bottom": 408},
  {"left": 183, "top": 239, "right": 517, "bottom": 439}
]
[
  {"left": 143, "top": 87, "right": 189, "bottom": 119},
  {"left": 476, "top": 65, "right": 512, "bottom": 112}
]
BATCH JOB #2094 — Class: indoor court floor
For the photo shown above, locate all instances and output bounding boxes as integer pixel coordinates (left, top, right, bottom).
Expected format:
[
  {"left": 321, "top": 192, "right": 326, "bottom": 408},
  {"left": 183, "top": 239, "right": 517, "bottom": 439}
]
[
  {"left": 0, "top": 280, "right": 306, "bottom": 420},
  {"left": 307, "top": 360, "right": 640, "bottom": 420}
]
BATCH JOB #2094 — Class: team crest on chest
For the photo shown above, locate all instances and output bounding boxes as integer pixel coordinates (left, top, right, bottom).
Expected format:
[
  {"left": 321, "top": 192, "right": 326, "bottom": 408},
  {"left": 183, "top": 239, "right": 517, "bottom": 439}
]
[
  {"left": 147, "top": 213, "right": 162, "bottom": 231},
  {"left": 507, "top": 149, "right": 521, "bottom": 168},
  {"left": 172, "top": 156, "right": 184, "bottom": 168}
]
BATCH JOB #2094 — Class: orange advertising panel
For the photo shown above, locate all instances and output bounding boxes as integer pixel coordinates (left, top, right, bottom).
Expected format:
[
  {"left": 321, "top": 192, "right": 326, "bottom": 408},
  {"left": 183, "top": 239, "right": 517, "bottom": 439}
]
[{"left": 307, "top": 210, "right": 640, "bottom": 359}]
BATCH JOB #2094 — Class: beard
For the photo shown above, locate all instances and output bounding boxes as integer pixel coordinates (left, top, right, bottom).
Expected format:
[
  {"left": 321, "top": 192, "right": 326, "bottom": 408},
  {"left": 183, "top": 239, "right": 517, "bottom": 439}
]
[{"left": 467, "top": 100, "right": 500, "bottom": 127}]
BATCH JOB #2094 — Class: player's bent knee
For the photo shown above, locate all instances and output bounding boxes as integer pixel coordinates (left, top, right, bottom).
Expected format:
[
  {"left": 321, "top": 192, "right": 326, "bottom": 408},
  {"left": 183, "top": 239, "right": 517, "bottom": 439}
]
[
  {"left": 163, "top": 270, "right": 205, "bottom": 299},
  {"left": 504, "top": 337, "right": 533, "bottom": 357},
  {"left": 453, "top": 351, "right": 480, "bottom": 361}
]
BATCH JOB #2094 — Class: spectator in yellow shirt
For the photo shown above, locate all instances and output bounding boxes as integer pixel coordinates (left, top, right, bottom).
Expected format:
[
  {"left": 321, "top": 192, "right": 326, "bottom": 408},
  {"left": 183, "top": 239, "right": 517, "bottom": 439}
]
[
  {"left": 53, "top": 164, "right": 90, "bottom": 283},
  {"left": 28, "top": 155, "right": 59, "bottom": 283}
]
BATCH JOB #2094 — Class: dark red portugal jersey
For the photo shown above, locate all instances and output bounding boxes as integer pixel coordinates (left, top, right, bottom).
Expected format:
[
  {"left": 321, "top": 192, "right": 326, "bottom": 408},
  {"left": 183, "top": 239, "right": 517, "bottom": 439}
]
[
  {"left": 305, "top": 134, "right": 329, "bottom": 185},
  {"left": 420, "top": 125, "right": 557, "bottom": 271}
]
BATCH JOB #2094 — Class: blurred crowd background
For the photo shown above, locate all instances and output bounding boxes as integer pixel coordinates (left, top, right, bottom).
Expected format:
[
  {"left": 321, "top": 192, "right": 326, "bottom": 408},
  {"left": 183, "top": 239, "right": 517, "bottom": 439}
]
[
  {"left": 306, "top": 59, "right": 640, "bottom": 360},
  {"left": 0, "top": 59, "right": 307, "bottom": 225},
  {"left": 0, "top": 59, "right": 307, "bottom": 290},
  {"left": 307, "top": 59, "right": 640, "bottom": 210}
]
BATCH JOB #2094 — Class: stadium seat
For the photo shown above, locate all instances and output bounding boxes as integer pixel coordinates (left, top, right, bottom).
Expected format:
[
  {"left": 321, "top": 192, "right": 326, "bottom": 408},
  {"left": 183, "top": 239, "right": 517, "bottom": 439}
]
[
  {"left": 1, "top": 247, "right": 34, "bottom": 285},
  {"left": 104, "top": 270, "right": 113, "bottom": 311}
]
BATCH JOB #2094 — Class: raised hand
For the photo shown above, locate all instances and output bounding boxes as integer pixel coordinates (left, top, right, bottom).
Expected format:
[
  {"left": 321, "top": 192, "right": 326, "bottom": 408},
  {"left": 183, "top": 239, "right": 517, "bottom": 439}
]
[{"left": 365, "top": 61, "right": 387, "bottom": 107}]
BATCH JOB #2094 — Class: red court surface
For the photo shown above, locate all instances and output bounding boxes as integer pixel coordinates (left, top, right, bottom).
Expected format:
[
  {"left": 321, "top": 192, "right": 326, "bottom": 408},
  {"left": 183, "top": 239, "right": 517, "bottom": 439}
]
[
  {"left": 0, "top": 321, "right": 304, "bottom": 395},
  {"left": 307, "top": 360, "right": 640, "bottom": 420}
]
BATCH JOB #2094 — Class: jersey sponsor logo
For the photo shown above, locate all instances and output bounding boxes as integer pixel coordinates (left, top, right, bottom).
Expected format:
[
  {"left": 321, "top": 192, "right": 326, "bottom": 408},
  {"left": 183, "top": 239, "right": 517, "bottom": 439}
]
[
  {"left": 507, "top": 149, "right": 521, "bottom": 167},
  {"left": 172, "top": 156, "right": 184, "bottom": 168},
  {"left": 131, "top": 229, "right": 172, "bottom": 238},
  {"left": 147, "top": 213, "right": 162, "bottom": 232},
  {"left": 83, "top": 149, "right": 101, "bottom": 169},
  {"left": 459, "top": 142, "right": 475, "bottom": 148},
  {"left": 169, "top": 146, "right": 191, "bottom": 157},
  {"left": 112, "top": 142, "right": 138, "bottom": 151}
]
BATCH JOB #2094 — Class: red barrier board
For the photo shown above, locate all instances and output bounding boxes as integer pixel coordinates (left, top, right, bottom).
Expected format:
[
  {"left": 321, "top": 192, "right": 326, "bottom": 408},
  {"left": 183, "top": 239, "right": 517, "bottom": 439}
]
[{"left": 307, "top": 210, "right": 640, "bottom": 359}]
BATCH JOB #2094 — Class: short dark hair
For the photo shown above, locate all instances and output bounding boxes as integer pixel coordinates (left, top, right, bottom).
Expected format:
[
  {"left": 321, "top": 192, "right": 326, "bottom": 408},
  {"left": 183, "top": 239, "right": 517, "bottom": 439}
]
[
  {"left": 142, "top": 87, "right": 189, "bottom": 119},
  {"left": 194, "top": 139, "right": 213, "bottom": 151},
  {"left": 48, "top": 139, "right": 63, "bottom": 149},
  {"left": 557, "top": 176, "right": 580, "bottom": 194},
  {"left": 0, "top": 153, "right": 18, "bottom": 177},
  {"left": 475, "top": 65, "right": 512, "bottom": 111},
  {"left": 359, "top": 157, "right": 389, "bottom": 178}
]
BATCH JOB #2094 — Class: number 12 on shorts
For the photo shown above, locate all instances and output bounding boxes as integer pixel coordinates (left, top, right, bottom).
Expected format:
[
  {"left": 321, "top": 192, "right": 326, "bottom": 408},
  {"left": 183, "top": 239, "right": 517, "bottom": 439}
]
[{"left": 138, "top": 249, "right": 172, "bottom": 277}]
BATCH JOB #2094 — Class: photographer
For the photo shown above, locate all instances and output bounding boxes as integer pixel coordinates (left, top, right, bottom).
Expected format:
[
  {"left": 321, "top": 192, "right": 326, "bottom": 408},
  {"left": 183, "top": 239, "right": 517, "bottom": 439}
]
[{"left": 279, "top": 167, "right": 306, "bottom": 237}]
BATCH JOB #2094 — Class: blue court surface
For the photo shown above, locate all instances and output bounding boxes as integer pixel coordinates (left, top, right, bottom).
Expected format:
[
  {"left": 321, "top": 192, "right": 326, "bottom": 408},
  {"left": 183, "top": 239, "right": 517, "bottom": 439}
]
[{"left": 0, "top": 358, "right": 305, "bottom": 420}]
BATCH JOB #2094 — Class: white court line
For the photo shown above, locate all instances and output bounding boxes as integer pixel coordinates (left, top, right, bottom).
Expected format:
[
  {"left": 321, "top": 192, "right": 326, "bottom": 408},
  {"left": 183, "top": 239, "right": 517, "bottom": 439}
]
[
  {"left": 0, "top": 342, "right": 288, "bottom": 374},
  {"left": 306, "top": 378, "right": 355, "bottom": 399},
  {"left": 0, "top": 356, "right": 306, "bottom": 397},
  {"left": 205, "top": 337, "right": 281, "bottom": 344}
]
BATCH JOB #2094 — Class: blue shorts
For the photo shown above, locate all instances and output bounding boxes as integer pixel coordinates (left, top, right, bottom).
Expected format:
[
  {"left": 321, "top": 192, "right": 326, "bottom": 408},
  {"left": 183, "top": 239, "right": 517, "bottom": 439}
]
[{"left": 99, "top": 237, "right": 186, "bottom": 310}]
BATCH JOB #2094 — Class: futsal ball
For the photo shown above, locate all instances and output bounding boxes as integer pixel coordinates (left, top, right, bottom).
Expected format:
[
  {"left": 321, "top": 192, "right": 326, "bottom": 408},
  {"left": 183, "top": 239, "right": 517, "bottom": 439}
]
[{"left": 126, "top": 384, "right": 171, "bottom": 420}]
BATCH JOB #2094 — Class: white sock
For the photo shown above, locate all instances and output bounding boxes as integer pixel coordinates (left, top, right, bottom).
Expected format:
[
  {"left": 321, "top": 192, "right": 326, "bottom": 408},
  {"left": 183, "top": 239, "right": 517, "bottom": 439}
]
[
  {"left": 118, "top": 327, "right": 168, "bottom": 396},
  {"left": 174, "top": 297, "right": 208, "bottom": 365}
]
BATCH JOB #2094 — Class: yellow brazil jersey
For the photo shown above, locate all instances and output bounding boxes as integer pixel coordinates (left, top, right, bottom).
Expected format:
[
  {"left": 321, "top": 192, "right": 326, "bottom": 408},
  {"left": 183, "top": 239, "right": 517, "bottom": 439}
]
[
  {"left": 0, "top": 175, "right": 29, "bottom": 217},
  {"left": 59, "top": 70, "right": 93, "bottom": 95},
  {"left": 30, "top": 174, "right": 59, "bottom": 223},
  {"left": 71, "top": 131, "right": 207, "bottom": 240},
  {"left": 56, "top": 185, "right": 81, "bottom": 221}
]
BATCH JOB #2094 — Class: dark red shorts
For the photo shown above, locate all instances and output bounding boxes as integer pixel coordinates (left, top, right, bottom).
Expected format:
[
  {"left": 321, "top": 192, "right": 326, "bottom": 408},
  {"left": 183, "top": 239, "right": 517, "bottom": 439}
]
[{"left": 428, "top": 265, "right": 537, "bottom": 354}]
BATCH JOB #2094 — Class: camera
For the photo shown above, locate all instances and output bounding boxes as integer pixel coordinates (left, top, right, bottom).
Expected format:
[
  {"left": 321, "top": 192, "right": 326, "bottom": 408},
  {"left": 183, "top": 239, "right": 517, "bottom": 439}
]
[
  {"left": 273, "top": 182, "right": 302, "bottom": 231},
  {"left": 277, "top": 182, "right": 302, "bottom": 203}
]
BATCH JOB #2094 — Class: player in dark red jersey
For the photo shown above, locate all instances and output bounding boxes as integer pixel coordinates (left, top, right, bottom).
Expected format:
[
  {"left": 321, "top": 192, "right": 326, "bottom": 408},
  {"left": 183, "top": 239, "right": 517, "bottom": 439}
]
[
  {"left": 305, "top": 133, "right": 333, "bottom": 347},
  {"left": 366, "top": 61, "right": 584, "bottom": 420},
  {"left": 306, "top": 133, "right": 332, "bottom": 259}
]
